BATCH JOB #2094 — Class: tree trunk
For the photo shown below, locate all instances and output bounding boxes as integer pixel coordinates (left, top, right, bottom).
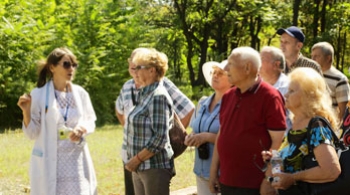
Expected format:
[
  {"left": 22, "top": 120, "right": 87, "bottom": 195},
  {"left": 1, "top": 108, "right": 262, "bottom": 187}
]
[
  {"left": 293, "top": 0, "right": 301, "bottom": 25},
  {"left": 173, "top": 0, "right": 196, "bottom": 86},
  {"left": 341, "top": 31, "right": 347, "bottom": 72},
  {"left": 250, "top": 15, "right": 256, "bottom": 48},
  {"left": 335, "top": 26, "right": 342, "bottom": 70},
  {"left": 313, "top": 0, "right": 320, "bottom": 39},
  {"left": 320, "top": 0, "right": 327, "bottom": 33}
]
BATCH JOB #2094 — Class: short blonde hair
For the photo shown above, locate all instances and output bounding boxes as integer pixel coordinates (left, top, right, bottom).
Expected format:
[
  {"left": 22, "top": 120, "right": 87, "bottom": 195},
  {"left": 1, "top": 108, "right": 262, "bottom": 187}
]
[
  {"left": 289, "top": 67, "right": 338, "bottom": 129},
  {"left": 132, "top": 48, "right": 168, "bottom": 81}
]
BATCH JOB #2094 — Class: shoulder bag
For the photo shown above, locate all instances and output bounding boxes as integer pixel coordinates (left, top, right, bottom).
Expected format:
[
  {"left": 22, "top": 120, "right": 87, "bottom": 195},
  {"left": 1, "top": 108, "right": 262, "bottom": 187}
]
[
  {"left": 301, "top": 116, "right": 350, "bottom": 195},
  {"left": 169, "top": 112, "right": 188, "bottom": 159}
]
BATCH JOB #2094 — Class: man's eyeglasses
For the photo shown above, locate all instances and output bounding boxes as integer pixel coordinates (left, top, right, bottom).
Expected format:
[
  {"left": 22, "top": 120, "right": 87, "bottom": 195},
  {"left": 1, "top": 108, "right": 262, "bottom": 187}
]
[
  {"left": 253, "top": 139, "right": 269, "bottom": 172},
  {"left": 62, "top": 61, "right": 79, "bottom": 69},
  {"left": 131, "top": 65, "right": 151, "bottom": 71}
]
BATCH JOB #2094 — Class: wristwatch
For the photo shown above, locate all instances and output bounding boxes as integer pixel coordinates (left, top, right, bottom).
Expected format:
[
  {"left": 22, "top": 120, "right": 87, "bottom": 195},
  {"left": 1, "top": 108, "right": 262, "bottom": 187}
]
[{"left": 266, "top": 176, "right": 274, "bottom": 183}]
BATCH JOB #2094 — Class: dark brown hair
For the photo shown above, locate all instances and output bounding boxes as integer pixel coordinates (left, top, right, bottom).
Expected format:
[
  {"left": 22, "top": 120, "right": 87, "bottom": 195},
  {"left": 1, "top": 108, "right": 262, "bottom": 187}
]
[{"left": 37, "top": 47, "right": 77, "bottom": 88}]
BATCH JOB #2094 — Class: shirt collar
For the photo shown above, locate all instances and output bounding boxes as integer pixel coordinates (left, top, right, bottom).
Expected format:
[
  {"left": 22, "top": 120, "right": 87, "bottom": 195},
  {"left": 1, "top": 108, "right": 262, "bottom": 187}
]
[
  {"left": 236, "top": 76, "right": 262, "bottom": 95},
  {"left": 202, "top": 93, "right": 221, "bottom": 109},
  {"left": 139, "top": 81, "right": 159, "bottom": 96},
  {"left": 290, "top": 53, "right": 304, "bottom": 69}
]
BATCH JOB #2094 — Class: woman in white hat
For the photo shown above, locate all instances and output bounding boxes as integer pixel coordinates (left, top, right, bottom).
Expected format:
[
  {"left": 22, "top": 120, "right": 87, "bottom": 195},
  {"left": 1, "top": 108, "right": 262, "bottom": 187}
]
[{"left": 185, "top": 60, "right": 231, "bottom": 195}]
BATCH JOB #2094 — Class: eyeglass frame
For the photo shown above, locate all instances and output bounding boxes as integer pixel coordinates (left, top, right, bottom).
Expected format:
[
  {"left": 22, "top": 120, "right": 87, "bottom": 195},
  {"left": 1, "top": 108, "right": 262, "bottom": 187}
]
[
  {"left": 209, "top": 69, "right": 227, "bottom": 77},
  {"left": 61, "top": 61, "right": 79, "bottom": 69},
  {"left": 131, "top": 65, "right": 152, "bottom": 71},
  {"left": 252, "top": 139, "right": 270, "bottom": 172}
]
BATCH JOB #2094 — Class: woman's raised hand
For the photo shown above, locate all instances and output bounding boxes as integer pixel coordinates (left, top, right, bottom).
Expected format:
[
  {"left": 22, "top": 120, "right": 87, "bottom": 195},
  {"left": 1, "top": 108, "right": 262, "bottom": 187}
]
[{"left": 17, "top": 93, "right": 32, "bottom": 112}]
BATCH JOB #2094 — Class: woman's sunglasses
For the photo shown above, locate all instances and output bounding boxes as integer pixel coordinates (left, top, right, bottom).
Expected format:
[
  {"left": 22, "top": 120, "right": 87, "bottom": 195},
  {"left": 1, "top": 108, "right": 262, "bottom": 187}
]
[{"left": 62, "top": 61, "right": 79, "bottom": 69}]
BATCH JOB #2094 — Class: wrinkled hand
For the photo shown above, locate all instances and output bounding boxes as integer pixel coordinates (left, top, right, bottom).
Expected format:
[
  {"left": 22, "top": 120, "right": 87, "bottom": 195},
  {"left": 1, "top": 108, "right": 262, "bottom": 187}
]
[
  {"left": 69, "top": 126, "right": 85, "bottom": 142},
  {"left": 262, "top": 150, "right": 272, "bottom": 162},
  {"left": 184, "top": 133, "right": 205, "bottom": 147},
  {"left": 260, "top": 178, "right": 277, "bottom": 195},
  {"left": 125, "top": 156, "right": 142, "bottom": 172},
  {"left": 17, "top": 93, "right": 31, "bottom": 113},
  {"left": 270, "top": 172, "right": 295, "bottom": 190}
]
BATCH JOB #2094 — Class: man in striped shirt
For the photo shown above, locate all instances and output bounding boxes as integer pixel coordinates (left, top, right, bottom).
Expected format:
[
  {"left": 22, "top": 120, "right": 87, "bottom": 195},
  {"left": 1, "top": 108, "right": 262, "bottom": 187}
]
[
  {"left": 311, "top": 42, "right": 350, "bottom": 120},
  {"left": 277, "top": 26, "right": 322, "bottom": 75}
]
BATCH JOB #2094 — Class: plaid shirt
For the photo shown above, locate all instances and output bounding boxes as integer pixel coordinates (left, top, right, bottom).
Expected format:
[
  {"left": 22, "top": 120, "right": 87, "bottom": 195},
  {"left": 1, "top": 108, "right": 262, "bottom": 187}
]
[
  {"left": 116, "top": 77, "right": 194, "bottom": 163},
  {"left": 116, "top": 77, "right": 194, "bottom": 118},
  {"left": 285, "top": 54, "right": 323, "bottom": 75},
  {"left": 323, "top": 66, "right": 350, "bottom": 107},
  {"left": 125, "top": 81, "right": 174, "bottom": 170}
]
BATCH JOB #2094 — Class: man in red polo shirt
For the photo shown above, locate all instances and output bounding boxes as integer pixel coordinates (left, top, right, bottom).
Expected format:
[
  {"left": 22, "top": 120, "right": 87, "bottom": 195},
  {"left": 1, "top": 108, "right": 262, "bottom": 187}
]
[{"left": 209, "top": 47, "right": 286, "bottom": 195}]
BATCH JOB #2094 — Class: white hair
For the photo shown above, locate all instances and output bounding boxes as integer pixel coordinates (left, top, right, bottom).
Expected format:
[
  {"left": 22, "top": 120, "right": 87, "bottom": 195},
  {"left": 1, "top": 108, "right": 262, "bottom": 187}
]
[
  {"left": 260, "top": 46, "right": 286, "bottom": 70},
  {"left": 230, "top": 46, "right": 261, "bottom": 71}
]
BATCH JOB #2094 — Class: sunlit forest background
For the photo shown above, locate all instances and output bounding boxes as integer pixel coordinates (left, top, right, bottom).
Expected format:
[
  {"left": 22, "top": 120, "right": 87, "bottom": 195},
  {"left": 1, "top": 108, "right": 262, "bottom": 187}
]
[{"left": 1, "top": 0, "right": 350, "bottom": 129}]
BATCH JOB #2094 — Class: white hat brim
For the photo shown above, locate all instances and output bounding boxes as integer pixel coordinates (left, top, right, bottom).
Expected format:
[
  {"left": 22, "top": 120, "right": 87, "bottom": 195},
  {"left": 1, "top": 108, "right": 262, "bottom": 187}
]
[{"left": 202, "top": 61, "right": 227, "bottom": 86}]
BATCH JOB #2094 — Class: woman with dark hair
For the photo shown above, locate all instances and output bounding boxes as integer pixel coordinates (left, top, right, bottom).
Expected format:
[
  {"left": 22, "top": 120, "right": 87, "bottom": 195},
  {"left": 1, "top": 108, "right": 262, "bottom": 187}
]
[{"left": 17, "top": 47, "right": 97, "bottom": 195}]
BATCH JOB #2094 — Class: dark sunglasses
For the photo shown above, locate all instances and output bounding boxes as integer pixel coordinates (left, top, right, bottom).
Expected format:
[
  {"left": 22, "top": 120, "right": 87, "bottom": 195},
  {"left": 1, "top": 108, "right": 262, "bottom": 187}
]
[{"left": 62, "top": 61, "right": 79, "bottom": 69}]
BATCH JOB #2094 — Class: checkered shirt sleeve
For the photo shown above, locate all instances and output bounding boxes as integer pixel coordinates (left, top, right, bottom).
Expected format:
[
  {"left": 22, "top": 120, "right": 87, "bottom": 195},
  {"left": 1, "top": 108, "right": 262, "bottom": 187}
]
[
  {"left": 115, "top": 79, "right": 135, "bottom": 115},
  {"left": 163, "top": 77, "right": 194, "bottom": 119}
]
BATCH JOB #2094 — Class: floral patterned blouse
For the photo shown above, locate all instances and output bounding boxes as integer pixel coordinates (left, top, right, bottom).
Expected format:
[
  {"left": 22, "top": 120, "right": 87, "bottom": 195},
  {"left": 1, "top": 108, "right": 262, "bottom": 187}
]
[{"left": 279, "top": 118, "right": 335, "bottom": 173}]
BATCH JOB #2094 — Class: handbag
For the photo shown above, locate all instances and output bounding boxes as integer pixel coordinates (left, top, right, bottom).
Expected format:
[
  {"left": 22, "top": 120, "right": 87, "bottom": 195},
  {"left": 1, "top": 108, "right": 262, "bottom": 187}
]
[
  {"left": 169, "top": 112, "right": 188, "bottom": 158},
  {"left": 302, "top": 116, "right": 350, "bottom": 195}
]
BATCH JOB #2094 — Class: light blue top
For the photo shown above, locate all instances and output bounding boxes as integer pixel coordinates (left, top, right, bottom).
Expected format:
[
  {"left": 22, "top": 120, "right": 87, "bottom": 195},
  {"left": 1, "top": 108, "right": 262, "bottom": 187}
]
[
  {"left": 274, "top": 73, "right": 292, "bottom": 131},
  {"left": 190, "top": 94, "right": 220, "bottom": 179}
]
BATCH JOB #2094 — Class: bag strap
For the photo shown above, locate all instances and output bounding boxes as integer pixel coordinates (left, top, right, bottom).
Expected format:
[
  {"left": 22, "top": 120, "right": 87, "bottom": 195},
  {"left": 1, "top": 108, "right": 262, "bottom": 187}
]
[
  {"left": 194, "top": 96, "right": 208, "bottom": 118},
  {"left": 340, "top": 106, "right": 350, "bottom": 138},
  {"left": 306, "top": 116, "right": 341, "bottom": 154},
  {"left": 131, "top": 87, "right": 137, "bottom": 106}
]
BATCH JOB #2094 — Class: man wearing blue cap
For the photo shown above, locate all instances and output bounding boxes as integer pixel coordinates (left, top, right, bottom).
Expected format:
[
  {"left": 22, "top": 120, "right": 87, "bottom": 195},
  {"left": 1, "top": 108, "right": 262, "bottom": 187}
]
[{"left": 277, "top": 26, "right": 322, "bottom": 75}]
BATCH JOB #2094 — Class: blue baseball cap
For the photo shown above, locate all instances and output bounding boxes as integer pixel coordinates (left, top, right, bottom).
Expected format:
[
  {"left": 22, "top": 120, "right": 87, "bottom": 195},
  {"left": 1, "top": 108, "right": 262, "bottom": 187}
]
[{"left": 277, "top": 26, "right": 305, "bottom": 43}]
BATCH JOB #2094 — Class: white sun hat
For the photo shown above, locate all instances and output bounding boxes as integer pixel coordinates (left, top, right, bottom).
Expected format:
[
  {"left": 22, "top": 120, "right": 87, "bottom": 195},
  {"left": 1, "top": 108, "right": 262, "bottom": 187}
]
[{"left": 202, "top": 60, "right": 228, "bottom": 86}]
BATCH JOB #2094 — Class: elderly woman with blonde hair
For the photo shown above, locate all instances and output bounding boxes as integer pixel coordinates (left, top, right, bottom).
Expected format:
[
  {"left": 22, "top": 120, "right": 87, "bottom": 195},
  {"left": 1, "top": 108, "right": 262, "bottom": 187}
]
[
  {"left": 262, "top": 67, "right": 341, "bottom": 195},
  {"left": 124, "top": 48, "right": 175, "bottom": 195}
]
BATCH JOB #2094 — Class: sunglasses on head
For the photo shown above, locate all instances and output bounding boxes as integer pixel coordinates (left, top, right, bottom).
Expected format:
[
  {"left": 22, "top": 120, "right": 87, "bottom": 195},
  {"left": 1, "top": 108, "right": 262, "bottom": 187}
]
[{"left": 62, "top": 61, "right": 79, "bottom": 69}]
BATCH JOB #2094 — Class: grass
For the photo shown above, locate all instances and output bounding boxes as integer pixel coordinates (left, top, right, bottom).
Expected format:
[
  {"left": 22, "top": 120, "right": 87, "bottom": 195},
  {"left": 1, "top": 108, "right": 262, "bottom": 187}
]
[{"left": 0, "top": 125, "right": 196, "bottom": 195}]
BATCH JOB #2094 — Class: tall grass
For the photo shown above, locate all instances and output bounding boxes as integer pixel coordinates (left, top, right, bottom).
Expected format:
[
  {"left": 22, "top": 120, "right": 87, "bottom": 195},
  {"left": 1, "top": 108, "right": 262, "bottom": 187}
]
[{"left": 0, "top": 125, "right": 196, "bottom": 194}]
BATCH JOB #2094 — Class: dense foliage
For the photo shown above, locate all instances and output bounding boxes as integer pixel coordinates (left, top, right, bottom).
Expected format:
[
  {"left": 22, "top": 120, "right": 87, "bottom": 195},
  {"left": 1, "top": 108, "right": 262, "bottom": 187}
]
[{"left": 1, "top": 0, "right": 349, "bottom": 128}]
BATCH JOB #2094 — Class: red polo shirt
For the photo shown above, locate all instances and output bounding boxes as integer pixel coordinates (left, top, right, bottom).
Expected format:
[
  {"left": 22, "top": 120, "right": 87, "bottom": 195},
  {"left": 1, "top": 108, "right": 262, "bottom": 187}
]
[{"left": 218, "top": 78, "right": 286, "bottom": 189}]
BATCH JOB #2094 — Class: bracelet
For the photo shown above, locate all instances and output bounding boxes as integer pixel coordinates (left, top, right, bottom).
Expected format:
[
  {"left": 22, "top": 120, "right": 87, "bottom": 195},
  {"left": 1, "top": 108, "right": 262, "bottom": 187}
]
[{"left": 136, "top": 153, "right": 143, "bottom": 162}]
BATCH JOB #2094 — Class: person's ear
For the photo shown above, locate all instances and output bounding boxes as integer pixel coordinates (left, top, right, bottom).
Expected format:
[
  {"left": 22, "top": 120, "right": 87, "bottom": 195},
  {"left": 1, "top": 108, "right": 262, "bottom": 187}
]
[
  {"left": 49, "top": 64, "right": 55, "bottom": 73},
  {"left": 327, "top": 55, "right": 332, "bottom": 64},
  {"left": 245, "top": 63, "right": 251, "bottom": 74},
  {"left": 274, "top": 61, "right": 281, "bottom": 70},
  {"left": 297, "top": 42, "right": 303, "bottom": 50}
]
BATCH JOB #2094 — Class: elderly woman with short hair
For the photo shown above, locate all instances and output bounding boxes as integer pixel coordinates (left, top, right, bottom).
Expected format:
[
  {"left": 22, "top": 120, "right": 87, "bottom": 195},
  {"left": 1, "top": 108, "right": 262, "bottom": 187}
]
[
  {"left": 124, "top": 48, "right": 175, "bottom": 195},
  {"left": 185, "top": 60, "right": 231, "bottom": 195}
]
